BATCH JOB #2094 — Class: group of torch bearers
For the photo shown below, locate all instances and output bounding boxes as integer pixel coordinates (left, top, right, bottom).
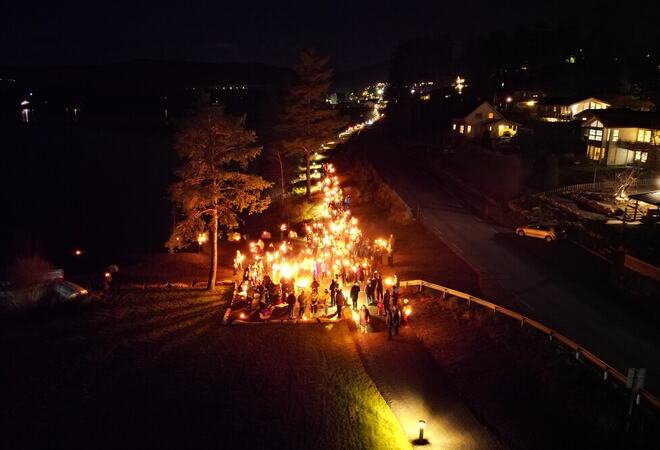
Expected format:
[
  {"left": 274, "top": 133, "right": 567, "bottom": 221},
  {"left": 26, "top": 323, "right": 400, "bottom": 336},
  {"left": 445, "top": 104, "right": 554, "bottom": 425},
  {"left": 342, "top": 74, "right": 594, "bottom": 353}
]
[{"left": 232, "top": 163, "right": 410, "bottom": 337}]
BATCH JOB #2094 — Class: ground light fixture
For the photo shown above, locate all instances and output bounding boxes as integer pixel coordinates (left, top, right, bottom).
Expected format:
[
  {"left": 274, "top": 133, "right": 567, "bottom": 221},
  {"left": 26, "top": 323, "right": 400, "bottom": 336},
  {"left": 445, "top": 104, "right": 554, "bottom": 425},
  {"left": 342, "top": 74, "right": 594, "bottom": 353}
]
[{"left": 413, "top": 419, "right": 428, "bottom": 445}]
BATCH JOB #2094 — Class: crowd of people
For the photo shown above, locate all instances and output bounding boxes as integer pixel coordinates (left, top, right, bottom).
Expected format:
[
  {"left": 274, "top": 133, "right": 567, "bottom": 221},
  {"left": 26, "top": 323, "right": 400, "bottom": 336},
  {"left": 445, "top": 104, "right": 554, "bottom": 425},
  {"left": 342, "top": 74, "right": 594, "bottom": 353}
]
[{"left": 233, "top": 163, "right": 406, "bottom": 339}]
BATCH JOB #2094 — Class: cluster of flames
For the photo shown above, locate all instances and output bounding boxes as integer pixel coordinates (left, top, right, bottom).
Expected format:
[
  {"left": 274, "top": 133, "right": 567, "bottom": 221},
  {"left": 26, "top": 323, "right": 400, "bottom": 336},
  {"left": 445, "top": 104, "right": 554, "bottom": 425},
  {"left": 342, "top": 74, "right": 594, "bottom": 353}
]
[{"left": 244, "top": 163, "right": 391, "bottom": 292}]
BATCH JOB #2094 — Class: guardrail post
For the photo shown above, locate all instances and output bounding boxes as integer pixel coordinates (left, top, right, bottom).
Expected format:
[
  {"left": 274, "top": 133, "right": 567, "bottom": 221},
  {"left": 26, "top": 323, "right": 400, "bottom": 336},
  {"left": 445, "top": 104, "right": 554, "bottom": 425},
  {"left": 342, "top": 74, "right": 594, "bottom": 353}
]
[
  {"left": 603, "top": 368, "right": 608, "bottom": 381},
  {"left": 520, "top": 317, "right": 525, "bottom": 328},
  {"left": 443, "top": 289, "right": 447, "bottom": 300},
  {"left": 549, "top": 332, "right": 553, "bottom": 342},
  {"left": 467, "top": 296, "right": 471, "bottom": 307},
  {"left": 418, "top": 282, "right": 422, "bottom": 294},
  {"left": 575, "top": 348, "right": 580, "bottom": 361}
]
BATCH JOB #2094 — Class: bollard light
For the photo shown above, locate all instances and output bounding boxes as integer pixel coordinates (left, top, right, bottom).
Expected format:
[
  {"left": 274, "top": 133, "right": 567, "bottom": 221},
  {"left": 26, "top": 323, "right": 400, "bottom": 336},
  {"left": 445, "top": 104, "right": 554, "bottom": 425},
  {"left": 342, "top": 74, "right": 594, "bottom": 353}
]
[{"left": 418, "top": 419, "right": 426, "bottom": 441}]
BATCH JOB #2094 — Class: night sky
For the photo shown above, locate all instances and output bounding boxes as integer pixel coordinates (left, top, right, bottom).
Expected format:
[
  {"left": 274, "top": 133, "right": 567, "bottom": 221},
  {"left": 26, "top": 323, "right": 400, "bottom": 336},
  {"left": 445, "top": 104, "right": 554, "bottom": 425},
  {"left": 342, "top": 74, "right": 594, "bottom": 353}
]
[{"left": 2, "top": 1, "right": 648, "bottom": 71}]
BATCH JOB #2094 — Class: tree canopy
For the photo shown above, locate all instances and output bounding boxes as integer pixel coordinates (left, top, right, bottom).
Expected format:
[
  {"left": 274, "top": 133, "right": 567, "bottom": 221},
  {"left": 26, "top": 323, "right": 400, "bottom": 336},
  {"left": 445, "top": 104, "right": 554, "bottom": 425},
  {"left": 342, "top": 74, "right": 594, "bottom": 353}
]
[
  {"left": 278, "top": 49, "right": 347, "bottom": 198},
  {"left": 167, "top": 98, "right": 271, "bottom": 289}
]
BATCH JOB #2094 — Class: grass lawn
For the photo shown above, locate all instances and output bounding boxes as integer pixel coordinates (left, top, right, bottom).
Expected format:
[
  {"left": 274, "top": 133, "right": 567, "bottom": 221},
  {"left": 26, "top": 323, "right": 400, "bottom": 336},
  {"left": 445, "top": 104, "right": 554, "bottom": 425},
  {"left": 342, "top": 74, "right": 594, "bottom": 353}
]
[{"left": 0, "top": 288, "right": 408, "bottom": 449}]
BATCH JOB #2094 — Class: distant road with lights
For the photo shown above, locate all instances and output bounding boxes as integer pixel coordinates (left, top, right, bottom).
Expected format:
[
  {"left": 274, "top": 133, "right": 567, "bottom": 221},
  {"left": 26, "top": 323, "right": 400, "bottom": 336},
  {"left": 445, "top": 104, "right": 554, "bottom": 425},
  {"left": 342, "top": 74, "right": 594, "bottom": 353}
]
[{"left": 366, "top": 132, "right": 660, "bottom": 395}]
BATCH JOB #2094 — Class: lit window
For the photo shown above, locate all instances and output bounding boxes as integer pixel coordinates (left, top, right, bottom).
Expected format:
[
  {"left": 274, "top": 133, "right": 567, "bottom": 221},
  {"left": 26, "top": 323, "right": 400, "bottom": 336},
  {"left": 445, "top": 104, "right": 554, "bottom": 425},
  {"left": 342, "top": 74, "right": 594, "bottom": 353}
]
[
  {"left": 452, "top": 124, "right": 456, "bottom": 130},
  {"left": 634, "top": 151, "right": 648, "bottom": 163},
  {"left": 587, "top": 145, "right": 603, "bottom": 161},
  {"left": 587, "top": 129, "right": 603, "bottom": 141},
  {"left": 637, "top": 129, "right": 651, "bottom": 142},
  {"left": 459, "top": 125, "right": 464, "bottom": 134},
  {"left": 612, "top": 129, "right": 619, "bottom": 141},
  {"left": 487, "top": 112, "right": 494, "bottom": 119},
  {"left": 467, "top": 125, "right": 472, "bottom": 134}
]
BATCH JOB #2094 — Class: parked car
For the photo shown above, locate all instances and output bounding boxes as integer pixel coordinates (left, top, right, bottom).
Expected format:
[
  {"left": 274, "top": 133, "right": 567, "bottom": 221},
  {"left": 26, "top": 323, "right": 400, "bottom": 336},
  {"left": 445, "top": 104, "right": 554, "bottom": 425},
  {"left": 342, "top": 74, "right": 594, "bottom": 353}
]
[
  {"left": 51, "top": 280, "right": 89, "bottom": 301},
  {"left": 515, "top": 224, "right": 566, "bottom": 242}
]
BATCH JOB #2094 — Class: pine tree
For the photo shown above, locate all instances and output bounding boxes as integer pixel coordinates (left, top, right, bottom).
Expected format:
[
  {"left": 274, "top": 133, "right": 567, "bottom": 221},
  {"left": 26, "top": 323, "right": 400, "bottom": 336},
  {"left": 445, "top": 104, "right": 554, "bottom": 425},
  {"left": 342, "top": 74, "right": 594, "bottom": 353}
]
[
  {"left": 278, "top": 49, "right": 347, "bottom": 198},
  {"left": 167, "top": 99, "right": 271, "bottom": 290}
]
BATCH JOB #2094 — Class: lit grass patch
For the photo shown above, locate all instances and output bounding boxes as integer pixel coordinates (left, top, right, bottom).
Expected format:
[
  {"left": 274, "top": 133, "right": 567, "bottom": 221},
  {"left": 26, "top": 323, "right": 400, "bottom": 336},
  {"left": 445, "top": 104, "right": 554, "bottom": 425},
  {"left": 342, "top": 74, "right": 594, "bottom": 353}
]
[{"left": 2, "top": 288, "right": 408, "bottom": 449}]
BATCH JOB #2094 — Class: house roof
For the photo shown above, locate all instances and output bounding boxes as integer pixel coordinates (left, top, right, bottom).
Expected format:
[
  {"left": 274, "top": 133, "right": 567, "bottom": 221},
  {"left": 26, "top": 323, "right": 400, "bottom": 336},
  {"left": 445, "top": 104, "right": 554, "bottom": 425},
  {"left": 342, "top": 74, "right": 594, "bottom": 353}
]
[
  {"left": 452, "top": 100, "right": 495, "bottom": 119},
  {"left": 598, "top": 94, "right": 656, "bottom": 110},
  {"left": 579, "top": 109, "right": 660, "bottom": 129},
  {"left": 537, "top": 96, "right": 608, "bottom": 107},
  {"left": 629, "top": 190, "right": 660, "bottom": 207}
]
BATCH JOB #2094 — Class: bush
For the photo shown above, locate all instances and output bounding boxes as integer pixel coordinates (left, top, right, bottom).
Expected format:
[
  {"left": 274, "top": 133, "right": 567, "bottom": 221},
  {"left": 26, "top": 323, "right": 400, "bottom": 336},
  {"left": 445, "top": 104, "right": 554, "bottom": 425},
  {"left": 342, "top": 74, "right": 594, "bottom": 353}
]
[
  {"left": 351, "top": 160, "right": 414, "bottom": 224},
  {"left": 1, "top": 254, "right": 54, "bottom": 312}
]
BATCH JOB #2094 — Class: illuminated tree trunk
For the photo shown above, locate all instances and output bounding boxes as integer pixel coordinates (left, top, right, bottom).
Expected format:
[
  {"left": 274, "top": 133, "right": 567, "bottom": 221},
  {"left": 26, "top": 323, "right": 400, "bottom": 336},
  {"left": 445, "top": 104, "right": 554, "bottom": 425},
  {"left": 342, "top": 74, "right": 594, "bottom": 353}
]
[
  {"left": 277, "top": 151, "right": 286, "bottom": 199},
  {"left": 207, "top": 209, "right": 218, "bottom": 291},
  {"left": 305, "top": 151, "right": 312, "bottom": 199}
]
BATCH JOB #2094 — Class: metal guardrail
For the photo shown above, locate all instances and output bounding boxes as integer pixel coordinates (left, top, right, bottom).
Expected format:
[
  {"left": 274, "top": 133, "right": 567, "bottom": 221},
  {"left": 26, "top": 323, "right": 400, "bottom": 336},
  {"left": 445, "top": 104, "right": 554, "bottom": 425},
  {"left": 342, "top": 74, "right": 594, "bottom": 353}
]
[{"left": 401, "top": 279, "right": 660, "bottom": 411}]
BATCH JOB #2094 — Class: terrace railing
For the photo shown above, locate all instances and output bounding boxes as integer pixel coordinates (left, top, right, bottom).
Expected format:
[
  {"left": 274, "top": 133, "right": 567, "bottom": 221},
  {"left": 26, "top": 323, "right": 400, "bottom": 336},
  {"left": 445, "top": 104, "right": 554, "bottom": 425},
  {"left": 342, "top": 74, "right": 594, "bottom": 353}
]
[
  {"left": 542, "top": 177, "right": 658, "bottom": 196},
  {"left": 401, "top": 279, "right": 660, "bottom": 412}
]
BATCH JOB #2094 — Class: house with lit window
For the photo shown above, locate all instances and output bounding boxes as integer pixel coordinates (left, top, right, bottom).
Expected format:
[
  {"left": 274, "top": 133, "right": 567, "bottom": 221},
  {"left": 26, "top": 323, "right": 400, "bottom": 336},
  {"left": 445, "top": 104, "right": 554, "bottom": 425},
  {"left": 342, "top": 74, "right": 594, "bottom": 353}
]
[
  {"left": 537, "top": 97, "right": 610, "bottom": 122},
  {"left": 451, "top": 101, "right": 520, "bottom": 141},
  {"left": 579, "top": 109, "right": 660, "bottom": 166}
]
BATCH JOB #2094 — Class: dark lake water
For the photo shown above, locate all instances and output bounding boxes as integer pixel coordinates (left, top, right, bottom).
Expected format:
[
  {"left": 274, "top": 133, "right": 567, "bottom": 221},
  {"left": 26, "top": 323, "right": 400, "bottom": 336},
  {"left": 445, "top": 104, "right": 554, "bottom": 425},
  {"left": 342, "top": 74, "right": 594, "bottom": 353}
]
[{"left": 1, "top": 113, "right": 177, "bottom": 274}]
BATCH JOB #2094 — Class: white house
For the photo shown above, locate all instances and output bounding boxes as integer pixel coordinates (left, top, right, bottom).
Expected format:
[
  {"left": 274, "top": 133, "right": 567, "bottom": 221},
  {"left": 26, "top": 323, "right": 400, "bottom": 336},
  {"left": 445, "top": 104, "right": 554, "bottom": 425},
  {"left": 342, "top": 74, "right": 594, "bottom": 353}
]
[
  {"left": 451, "top": 101, "right": 520, "bottom": 140},
  {"left": 579, "top": 109, "right": 660, "bottom": 166},
  {"left": 537, "top": 96, "right": 610, "bottom": 122}
]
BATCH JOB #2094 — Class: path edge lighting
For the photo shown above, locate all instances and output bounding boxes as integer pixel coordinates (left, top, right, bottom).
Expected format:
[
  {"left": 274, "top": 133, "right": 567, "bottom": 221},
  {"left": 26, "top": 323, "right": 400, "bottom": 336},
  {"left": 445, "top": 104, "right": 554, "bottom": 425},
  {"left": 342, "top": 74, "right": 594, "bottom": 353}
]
[{"left": 418, "top": 419, "right": 426, "bottom": 441}]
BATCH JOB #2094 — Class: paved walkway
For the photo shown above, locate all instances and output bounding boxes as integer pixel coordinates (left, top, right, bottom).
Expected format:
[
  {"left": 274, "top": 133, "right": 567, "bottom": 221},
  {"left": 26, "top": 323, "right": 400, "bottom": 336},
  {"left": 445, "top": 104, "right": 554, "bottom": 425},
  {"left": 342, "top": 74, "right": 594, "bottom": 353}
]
[{"left": 349, "top": 306, "right": 504, "bottom": 449}]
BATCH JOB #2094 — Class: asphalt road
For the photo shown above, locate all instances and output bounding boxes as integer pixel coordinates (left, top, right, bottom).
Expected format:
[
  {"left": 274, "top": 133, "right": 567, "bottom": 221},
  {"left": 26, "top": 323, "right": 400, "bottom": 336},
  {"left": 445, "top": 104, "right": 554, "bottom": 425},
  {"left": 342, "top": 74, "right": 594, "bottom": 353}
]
[{"left": 368, "top": 142, "right": 660, "bottom": 396}]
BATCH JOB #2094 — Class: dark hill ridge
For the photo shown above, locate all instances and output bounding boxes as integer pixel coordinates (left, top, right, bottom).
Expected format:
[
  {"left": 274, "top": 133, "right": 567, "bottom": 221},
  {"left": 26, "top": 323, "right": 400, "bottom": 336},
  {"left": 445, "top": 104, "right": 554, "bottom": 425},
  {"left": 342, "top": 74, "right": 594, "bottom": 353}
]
[
  {"left": 0, "top": 60, "right": 294, "bottom": 94},
  {"left": 332, "top": 60, "right": 390, "bottom": 91}
]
